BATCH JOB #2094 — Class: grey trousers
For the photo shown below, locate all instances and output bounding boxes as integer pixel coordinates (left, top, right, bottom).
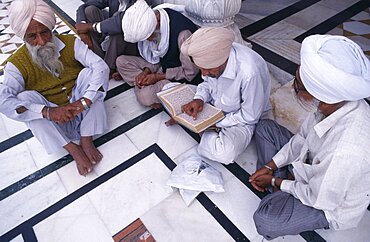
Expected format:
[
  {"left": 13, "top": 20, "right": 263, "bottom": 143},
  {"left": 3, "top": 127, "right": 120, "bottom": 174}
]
[
  {"left": 116, "top": 55, "right": 170, "bottom": 106},
  {"left": 253, "top": 119, "right": 329, "bottom": 240},
  {"left": 17, "top": 68, "right": 108, "bottom": 154},
  {"left": 84, "top": 6, "right": 138, "bottom": 70}
]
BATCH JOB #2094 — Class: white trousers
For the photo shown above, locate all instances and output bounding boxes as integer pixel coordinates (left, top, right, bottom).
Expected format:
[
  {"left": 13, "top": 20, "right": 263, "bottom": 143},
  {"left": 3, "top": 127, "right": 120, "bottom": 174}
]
[
  {"left": 17, "top": 68, "right": 108, "bottom": 154},
  {"left": 198, "top": 124, "right": 255, "bottom": 164}
]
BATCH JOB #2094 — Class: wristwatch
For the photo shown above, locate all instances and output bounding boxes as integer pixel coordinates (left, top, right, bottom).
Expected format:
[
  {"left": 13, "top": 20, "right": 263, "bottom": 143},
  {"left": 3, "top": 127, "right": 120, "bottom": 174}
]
[
  {"left": 271, "top": 177, "right": 276, "bottom": 187},
  {"left": 92, "top": 22, "right": 98, "bottom": 32},
  {"left": 80, "top": 98, "right": 89, "bottom": 110}
]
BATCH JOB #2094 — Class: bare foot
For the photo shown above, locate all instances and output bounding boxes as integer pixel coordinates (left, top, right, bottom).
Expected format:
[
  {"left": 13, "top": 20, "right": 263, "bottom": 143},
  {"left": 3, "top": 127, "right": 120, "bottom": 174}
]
[
  {"left": 80, "top": 136, "right": 103, "bottom": 165},
  {"left": 151, "top": 103, "right": 162, "bottom": 109},
  {"left": 64, "top": 142, "right": 93, "bottom": 176},
  {"left": 165, "top": 117, "right": 177, "bottom": 126},
  {"left": 110, "top": 71, "right": 123, "bottom": 81}
]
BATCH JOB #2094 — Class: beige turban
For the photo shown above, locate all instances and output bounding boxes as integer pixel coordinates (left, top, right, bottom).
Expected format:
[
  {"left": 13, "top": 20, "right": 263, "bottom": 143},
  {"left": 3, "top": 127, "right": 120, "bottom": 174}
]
[
  {"left": 9, "top": 0, "right": 56, "bottom": 40},
  {"left": 122, "top": 0, "right": 156, "bottom": 43},
  {"left": 300, "top": 35, "right": 370, "bottom": 104},
  {"left": 181, "top": 27, "right": 235, "bottom": 69}
]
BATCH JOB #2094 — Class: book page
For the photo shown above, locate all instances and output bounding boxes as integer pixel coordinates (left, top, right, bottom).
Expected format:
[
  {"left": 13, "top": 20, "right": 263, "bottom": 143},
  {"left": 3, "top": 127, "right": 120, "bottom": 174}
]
[
  {"left": 159, "top": 85, "right": 195, "bottom": 115},
  {"left": 176, "top": 104, "right": 224, "bottom": 133}
]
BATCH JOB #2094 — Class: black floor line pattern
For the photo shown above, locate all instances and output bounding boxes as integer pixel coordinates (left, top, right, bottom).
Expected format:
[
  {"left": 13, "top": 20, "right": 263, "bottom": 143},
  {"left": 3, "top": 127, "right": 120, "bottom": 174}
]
[
  {"left": 251, "top": 40, "right": 298, "bottom": 76},
  {"left": 294, "top": 0, "right": 370, "bottom": 43},
  {"left": 0, "top": 144, "right": 250, "bottom": 242},
  {"left": 240, "top": 0, "right": 321, "bottom": 38},
  {"left": 0, "top": 107, "right": 162, "bottom": 201},
  {"left": 0, "top": 83, "right": 132, "bottom": 154}
]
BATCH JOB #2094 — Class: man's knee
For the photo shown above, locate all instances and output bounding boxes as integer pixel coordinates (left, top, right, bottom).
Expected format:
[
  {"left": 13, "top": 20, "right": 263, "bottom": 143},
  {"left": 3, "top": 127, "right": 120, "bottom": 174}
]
[
  {"left": 17, "top": 90, "right": 45, "bottom": 103},
  {"left": 198, "top": 133, "right": 237, "bottom": 164},
  {"left": 255, "top": 119, "right": 276, "bottom": 137},
  {"left": 135, "top": 88, "right": 157, "bottom": 106},
  {"left": 84, "top": 5, "right": 101, "bottom": 21},
  {"left": 253, "top": 210, "right": 275, "bottom": 240},
  {"left": 116, "top": 55, "right": 132, "bottom": 71}
]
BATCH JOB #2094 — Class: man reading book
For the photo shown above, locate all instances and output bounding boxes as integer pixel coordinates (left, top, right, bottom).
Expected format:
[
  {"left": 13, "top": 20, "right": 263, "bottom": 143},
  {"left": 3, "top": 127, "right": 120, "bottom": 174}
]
[{"left": 180, "top": 27, "right": 272, "bottom": 164}]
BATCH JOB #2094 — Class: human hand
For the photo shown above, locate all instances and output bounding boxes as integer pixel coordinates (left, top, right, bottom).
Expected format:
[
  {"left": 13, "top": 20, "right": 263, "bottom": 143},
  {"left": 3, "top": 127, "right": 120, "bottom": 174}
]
[
  {"left": 181, "top": 99, "right": 204, "bottom": 120},
  {"left": 75, "top": 23, "right": 93, "bottom": 34},
  {"left": 249, "top": 165, "right": 274, "bottom": 191},
  {"left": 250, "top": 174, "right": 273, "bottom": 192},
  {"left": 135, "top": 68, "right": 151, "bottom": 88},
  {"left": 48, "top": 106, "right": 77, "bottom": 123},
  {"left": 79, "top": 33, "right": 93, "bottom": 49},
  {"left": 136, "top": 73, "right": 158, "bottom": 88}
]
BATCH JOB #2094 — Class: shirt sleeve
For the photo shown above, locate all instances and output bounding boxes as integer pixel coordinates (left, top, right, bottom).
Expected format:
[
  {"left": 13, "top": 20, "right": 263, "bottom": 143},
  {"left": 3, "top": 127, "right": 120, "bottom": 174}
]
[
  {"left": 0, "top": 62, "right": 44, "bottom": 121},
  {"left": 99, "top": 11, "right": 124, "bottom": 35},
  {"left": 73, "top": 38, "right": 109, "bottom": 102},
  {"left": 273, "top": 115, "right": 312, "bottom": 168},
  {"left": 164, "top": 30, "right": 199, "bottom": 81},
  {"left": 194, "top": 80, "right": 211, "bottom": 103},
  {"left": 216, "top": 72, "right": 265, "bottom": 128}
]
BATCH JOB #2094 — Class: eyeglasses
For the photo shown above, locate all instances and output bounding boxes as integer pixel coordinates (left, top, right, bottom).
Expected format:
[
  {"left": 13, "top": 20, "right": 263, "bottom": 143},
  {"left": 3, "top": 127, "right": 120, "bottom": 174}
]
[{"left": 293, "top": 77, "right": 306, "bottom": 94}]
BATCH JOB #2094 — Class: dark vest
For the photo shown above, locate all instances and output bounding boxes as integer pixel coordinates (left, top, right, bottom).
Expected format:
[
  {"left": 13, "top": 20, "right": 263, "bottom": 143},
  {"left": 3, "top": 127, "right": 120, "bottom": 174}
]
[{"left": 160, "top": 8, "right": 197, "bottom": 72}]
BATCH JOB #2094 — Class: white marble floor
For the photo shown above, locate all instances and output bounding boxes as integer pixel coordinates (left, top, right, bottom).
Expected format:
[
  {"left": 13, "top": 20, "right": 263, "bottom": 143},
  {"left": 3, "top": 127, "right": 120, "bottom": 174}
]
[{"left": 0, "top": 0, "right": 370, "bottom": 242}]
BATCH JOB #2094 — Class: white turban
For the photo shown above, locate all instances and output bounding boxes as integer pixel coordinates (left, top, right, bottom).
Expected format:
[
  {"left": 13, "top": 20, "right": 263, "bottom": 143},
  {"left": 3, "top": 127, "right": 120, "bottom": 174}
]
[
  {"left": 9, "top": 0, "right": 56, "bottom": 40},
  {"left": 122, "top": 0, "right": 156, "bottom": 43},
  {"left": 300, "top": 35, "right": 370, "bottom": 104},
  {"left": 181, "top": 27, "right": 235, "bottom": 69}
]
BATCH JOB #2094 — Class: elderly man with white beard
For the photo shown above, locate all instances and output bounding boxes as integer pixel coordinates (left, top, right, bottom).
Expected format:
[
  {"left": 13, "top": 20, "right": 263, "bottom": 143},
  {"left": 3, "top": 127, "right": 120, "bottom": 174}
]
[{"left": 0, "top": 0, "right": 109, "bottom": 176}]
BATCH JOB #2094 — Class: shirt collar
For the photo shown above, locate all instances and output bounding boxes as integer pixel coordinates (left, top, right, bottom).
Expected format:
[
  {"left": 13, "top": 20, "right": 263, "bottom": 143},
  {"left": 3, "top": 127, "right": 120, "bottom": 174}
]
[
  {"left": 314, "top": 101, "right": 359, "bottom": 137},
  {"left": 218, "top": 44, "right": 236, "bottom": 80},
  {"left": 52, "top": 35, "right": 65, "bottom": 58}
]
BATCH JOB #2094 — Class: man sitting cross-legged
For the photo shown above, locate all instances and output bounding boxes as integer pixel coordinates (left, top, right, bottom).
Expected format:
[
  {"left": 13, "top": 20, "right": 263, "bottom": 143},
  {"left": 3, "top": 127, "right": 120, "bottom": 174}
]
[
  {"left": 250, "top": 34, "right": 370, "bottom": 240},
  {"left": 116, "top": 0, "right": 200, "bottom": 109},
  {"left": 180, "top": 27, "right": 272, "bottom": 165},
  {"left": 0, "top": 0, "right": 109, "bottom": 176}
]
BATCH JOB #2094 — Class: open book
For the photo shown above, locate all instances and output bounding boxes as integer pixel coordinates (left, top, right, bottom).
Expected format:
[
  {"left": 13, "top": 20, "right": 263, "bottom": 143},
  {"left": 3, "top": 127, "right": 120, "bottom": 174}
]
[{"left": 158, "top": 84, "right": 224, "bottom": 133}]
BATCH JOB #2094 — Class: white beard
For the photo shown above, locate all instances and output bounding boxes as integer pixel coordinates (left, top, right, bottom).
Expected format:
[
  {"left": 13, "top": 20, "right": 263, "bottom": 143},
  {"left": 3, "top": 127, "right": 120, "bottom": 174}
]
[{"left": 26, "top": 38, "right": 64, "bottom": 77}]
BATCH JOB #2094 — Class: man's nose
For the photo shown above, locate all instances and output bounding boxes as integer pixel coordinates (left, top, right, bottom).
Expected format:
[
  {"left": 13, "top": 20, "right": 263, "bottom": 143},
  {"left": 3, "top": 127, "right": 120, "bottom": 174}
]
[{"left": 35, "top": 34, "right": 47, "bottom": 46}]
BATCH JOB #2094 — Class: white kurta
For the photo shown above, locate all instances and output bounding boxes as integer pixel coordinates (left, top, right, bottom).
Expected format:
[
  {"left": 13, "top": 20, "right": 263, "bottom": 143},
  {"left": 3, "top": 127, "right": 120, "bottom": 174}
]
[
  {"left": 274, "top": 100, "right": 370, "bottom": 230},
  {"left": 0, "top": 36, "right": 109, "bottom": 153},
  {"left": 194, "top": 43, "right": 271, "bottom": 164}
]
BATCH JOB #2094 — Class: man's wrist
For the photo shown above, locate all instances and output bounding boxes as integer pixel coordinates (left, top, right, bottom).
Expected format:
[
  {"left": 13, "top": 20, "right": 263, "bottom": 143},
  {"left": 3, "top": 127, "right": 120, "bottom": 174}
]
[{"left": 92, "top": 23, "right": 97, "bottom": 32}]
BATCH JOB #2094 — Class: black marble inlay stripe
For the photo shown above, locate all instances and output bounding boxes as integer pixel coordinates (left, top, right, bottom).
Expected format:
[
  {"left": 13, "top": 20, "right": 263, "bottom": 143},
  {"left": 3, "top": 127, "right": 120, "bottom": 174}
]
[
  {"left": 240, "top": 0, "right": 321, "bottom": 38},
  {"left": 250, "top": 40, "right": 298, "bottom": 75},
  {"left": 44, "top": 0, "right": 76, "bottom": 27},
  {"left": 197, "top": 193, "right": 249, "bottom": 241},
  {"left": 294, "top": 0, "right": 370, "bottom": 42},
  {"left": 0, "top": 108, "right": 162, "bottom": 201},
  {"left": 22, "top": 227, "right": 37, "bottom": 242},
  {"left": 0, "top": 83, "right": 132, "bottom": 154},
  {"left": 154, "top": 143, "right": 249, "bottom": 241},
  {"left": 0, "top": 130, "right": 33, "bottom": 153}
]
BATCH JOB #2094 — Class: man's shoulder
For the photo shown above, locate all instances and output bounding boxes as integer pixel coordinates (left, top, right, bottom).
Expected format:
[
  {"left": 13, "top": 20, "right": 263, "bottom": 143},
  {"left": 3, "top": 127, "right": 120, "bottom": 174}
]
[{"left": 7, "top": 44, "right": 28, "bottom": 63}]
